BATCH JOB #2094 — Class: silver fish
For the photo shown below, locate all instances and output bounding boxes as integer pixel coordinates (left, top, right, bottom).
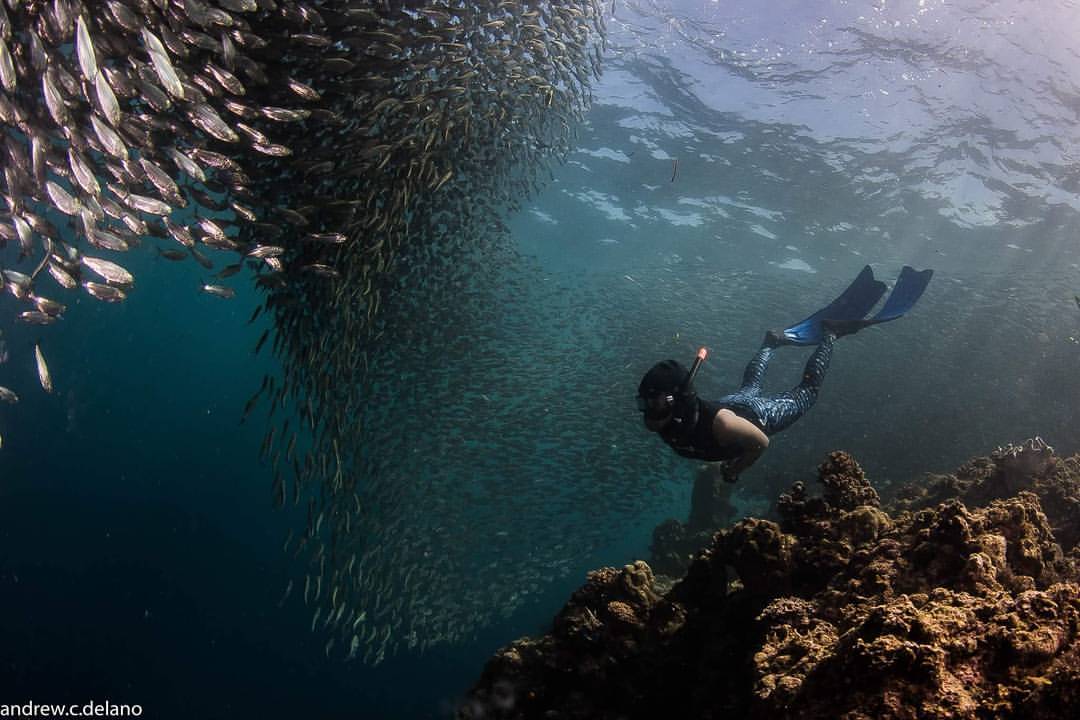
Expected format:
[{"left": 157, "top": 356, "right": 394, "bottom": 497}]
[
  {"left": 200, "top": 283, "right": 235, "bottom": 299},
  {"left": 306, "top": 232, "right": 347, "bottom": 244},
  {"left": 141, "top": 29, "right": 185, "bottom": 100},
  {"left": 101, "top": 65, "right": 136, "bottom": 100},
  {"left": 34, "top": 344, "right": 52, "bottom": 394},
  {"left": 68, "top": 148, "right": 100, "bottom": 198},
  {"left": 48, "top": 262, "right": 78, "bottom": 289},
  {"left": 87, "top": 227, "right": 130, "bottom": 253},
  {"left": 204, "top": 7, "right": 235, "bottom": 27},
  {"left": 19, "top": 311, "right": 55, "bottom": 325},
  {"left": 164, "top": 218, "right": 195, "bottom": 248},
  {"left": 3, "top": 269, "right": 30, "bottom": 298},
  {"left": 278, "top": 579, "right": 293, "bottom": 607},
  {"left": 0, "top": 37, "right": 15, "bottom": 92},
  {"left": 139, "top": 158, "right": 185, "bottom": 206},
  {"left": 189, "top": 148, "right": 239, "bottom": 172},
  {"left": 197, "top": 217, "right": 228, "bottom": 243},
  {"left": 301, "top": 264, "right": 340, "bottom": 278},
  {"left": 220, "top": 32, "right": 237, "bottom": 70},
  {"left": 89, "top": 114, "right": 128, "bottom": 160},
  {"left": 105, "top": 0, "right": 141, "bottom": 33},
  {"left": 252, "top": 143, "right": 291, "bottom": 157},
  {"left": 218, "top": 0, "right": 257, "bottom": 12},
  {"left": 166, "top": 148, "right": 206, "bottom": 183},
  {"left": 27, "top": 25, "right": 45, "bottom": 73},
  {"left": 82, "top": 256, "right": 134, "bottom": 286},
  {"left": 248, "top": 245, "right": 284, "bottom": 258},
  {"left": 30, "top": 134, "right": 47, "bottom": 187},
  {"left": 125, "top": 193, "right": 171, "bottom": 217},
  {"left": 45, "top": 180, "right": 80, "bottom": 216},
  {"left": 234, "top": 122, "right": 268, "bottom": 145},
  {"left": 187, "top": 103, "right": 238, "bottom": 143},
  {"left": 260, "top": 106, "right": 310, "bottom": 122},
  {"left": 13, "top": 215, "right": 32, "bottom": 254},
  {"left": 42, "top": 71, "right": 69, "bottom": 126},
  {"left": 230, "top": 201, "right": 257, "bottom": 222},
  {"left": 94, "top": 72, "right": 122, "bottom": 126},
  {"left": 287, "top": 78, "right": 320, "bottom": 102},
  {"left": 134, "top": 77, "right": 171, "bottom": 112},
  {"left": 32, "top": 295, "right": 65, "bottom": 316},
  {"left": 0, "top": 386, "right": 18, "bottom": 404},
  {"left": 75, "top": 15, "right": 98, "bottom": 81},
  {"left": 82, "top": 281, "right": 127, "bottom": 302},
  {"left": 158, "top": 25, "right": 188, "bottom": 60},
  {"left": 204, "top": 62, "right": 244, "bottom": 95}
]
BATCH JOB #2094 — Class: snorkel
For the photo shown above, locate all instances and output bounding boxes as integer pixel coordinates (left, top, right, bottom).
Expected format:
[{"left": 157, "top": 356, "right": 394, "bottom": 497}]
[
  {"left": 685, "top": 347, "right": 708, "bottom": 391},
  {"left": 669, "top": 346, "right": 708, "bottom": 430}
]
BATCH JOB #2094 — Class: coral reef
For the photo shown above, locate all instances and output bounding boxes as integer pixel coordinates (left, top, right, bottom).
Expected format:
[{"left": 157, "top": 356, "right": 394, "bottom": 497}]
[
  {"left": 460, "top": 447, "right": 1080, "bottom": 719},
  {"left": 649, "top": 464, "right": 737, "bottom": 578}
]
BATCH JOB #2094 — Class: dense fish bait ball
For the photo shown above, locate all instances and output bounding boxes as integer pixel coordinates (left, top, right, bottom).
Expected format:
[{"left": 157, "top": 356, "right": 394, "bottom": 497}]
[
  {"left": 0, "top": 0, "right": 606, "bottom": 662},
  {"left": 258, "top": 1, "right": 607, "bottom": 663}
]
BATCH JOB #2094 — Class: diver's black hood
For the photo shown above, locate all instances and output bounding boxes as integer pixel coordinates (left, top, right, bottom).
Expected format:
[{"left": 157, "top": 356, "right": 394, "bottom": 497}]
[
  {"left": 639, "top": 359, "right": 690, "bottom": 398},
  {"left": 640, "top": 359, "right": 699, "bottom": 431}
]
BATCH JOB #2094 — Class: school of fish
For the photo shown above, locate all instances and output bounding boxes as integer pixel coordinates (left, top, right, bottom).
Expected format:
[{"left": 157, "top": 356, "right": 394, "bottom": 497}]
[{"left": 0, "top": 0, "right": 606, "bottom": 662}]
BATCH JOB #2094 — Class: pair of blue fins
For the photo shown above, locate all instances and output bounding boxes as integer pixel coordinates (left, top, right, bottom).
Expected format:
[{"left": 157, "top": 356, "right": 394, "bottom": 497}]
[{"left": 777, "top": 265, "right": 934, "bottom": 345}]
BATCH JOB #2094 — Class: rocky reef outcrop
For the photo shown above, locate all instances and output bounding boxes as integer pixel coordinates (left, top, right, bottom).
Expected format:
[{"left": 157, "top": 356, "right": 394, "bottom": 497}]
[{"left": 459, "top": 444, "right": 1080, "bottom": 719}]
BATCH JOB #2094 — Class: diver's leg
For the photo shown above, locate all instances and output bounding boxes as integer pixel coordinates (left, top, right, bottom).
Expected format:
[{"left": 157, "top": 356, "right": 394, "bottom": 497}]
[
  {"left": 756, "top": 333, "right": 836, "bottom": 434},
  {"left": 739, "top": 336, "right": 778, "bottom": 393}
]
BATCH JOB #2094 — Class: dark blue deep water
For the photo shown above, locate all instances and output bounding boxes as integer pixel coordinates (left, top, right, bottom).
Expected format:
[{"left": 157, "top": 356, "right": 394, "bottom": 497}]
[{"left": 4, "top": 1, "right": 1080, "bottom": 718}]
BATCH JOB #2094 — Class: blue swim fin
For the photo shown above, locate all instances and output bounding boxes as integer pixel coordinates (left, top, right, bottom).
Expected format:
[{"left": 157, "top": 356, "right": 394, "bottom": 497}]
[
  {"left": 868, "top": 266, "right": 933, "bottom": 323},
  {"left": 779, "top": 265, "right": 887, "bottom": 346},
  {"left": 822, "top": 266, "right": 933, "bottom": 337}
]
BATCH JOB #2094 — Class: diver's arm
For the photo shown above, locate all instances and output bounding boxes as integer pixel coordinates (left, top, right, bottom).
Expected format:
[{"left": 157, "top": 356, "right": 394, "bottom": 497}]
[{"left": 712, "top": 409, "right": 770, "bottom": 477}]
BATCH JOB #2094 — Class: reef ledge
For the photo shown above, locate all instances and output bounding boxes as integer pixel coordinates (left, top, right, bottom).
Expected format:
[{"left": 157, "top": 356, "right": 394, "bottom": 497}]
[{"left": 458, "top": 445, "right": 1080, "bottom": 719}]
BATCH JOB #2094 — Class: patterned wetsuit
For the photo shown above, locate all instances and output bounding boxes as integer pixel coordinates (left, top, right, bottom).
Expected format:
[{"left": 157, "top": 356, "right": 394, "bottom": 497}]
[{"left": 716, "top": 334, "right": 836, "bottom": 436}]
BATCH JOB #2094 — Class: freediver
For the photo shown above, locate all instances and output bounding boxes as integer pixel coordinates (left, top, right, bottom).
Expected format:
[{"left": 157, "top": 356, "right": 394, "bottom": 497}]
[{"left": 636, "top": 265, "right": 933, "bottom": 482}]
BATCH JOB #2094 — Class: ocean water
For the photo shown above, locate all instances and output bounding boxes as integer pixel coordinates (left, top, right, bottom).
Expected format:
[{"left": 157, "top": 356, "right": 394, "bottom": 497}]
[{"left": 3, "top": 0, "right": 1080, "bottom": 718}]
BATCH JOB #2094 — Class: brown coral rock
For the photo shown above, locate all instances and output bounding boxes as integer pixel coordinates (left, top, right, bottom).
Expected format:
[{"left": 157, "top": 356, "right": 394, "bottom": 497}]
[{"left": 460, "top": 451, "right": 1080, "bottom": 720}]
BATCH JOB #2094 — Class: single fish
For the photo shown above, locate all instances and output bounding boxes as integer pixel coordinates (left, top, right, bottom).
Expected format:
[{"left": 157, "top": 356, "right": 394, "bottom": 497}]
[
  {"left": 0, "top": 37, "right": 15, "bottom": 92},
  {"left": 48, "top": 262, "right": 78, "bottom": 289},
  {"left": 200, "top": 283, "right": 235, "bottom": 299},
  {"left": 19, "top": 311, "right": 56, "bottom": 325},
  {"left": 90, "top": 114, "right": 128, "bottom": 160},
  {"left": 166, "top": 148, "right": 206, "bottom": 183},
  {"left": 247, "top": 245, "right": 284, "bottom": 258},
  {"left": 277, "top": 579, "right": 293, "bottom": 608},
  {"left": 34, "top": 344, "right": 52, "bottom": 393},
  {"left": 141, "top": 29, "right": 185, "bottom": 99},
  {"left": 45, "top": 181, "right": 80, "bottom": 216},
  {"left": 83, "top": 281, "right": 127, "bottom": 302},
  {"left": 82, "top": 256, "right": 134, "bottom": 286},
  {"left": 305, "top": 232, "right": 347, "bottom": 244},
  {"left": 74, "top": 15, "right": 98, "bottom": 81},
  {"left": 94, "top": 72, "right": 122, "bottom": 126},
  {"left": 125, "top": 192, "right": 171, "bottom": 216}
]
